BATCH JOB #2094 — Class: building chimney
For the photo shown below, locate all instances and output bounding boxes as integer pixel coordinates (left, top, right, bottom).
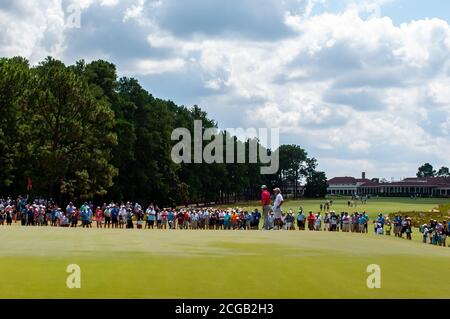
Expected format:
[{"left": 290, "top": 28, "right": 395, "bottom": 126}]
[{"left": 362, "top": 172, "right": 366, "bottom": 180}]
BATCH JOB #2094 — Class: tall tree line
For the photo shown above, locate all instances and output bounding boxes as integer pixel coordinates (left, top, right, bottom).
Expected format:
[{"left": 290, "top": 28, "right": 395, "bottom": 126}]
[{"left": 0, "top": 57, "right": 327, "bottom": 206}]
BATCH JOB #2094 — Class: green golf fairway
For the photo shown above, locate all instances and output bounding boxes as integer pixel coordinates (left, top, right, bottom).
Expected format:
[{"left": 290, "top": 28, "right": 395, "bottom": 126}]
[{"left": 0, "top": 226, "right": 449, "bottom": 299}]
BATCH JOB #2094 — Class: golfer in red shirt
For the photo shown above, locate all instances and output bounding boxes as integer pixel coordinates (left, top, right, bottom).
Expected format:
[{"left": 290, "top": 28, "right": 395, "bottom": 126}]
[{"left": 261, "top": 185, "right": 271, "bottom": 230}]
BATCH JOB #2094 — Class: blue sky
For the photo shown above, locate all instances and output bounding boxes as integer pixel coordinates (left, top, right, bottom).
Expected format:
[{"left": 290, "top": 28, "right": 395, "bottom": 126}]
[
  {"left": 313, "top": 0, "right": 450, "bottom": 23},
  {"left": 1, "top": 0, "right": 450, "bottom": 180},
  {"left": 379, "top": 0, "right": 450, "bottom": 24}
]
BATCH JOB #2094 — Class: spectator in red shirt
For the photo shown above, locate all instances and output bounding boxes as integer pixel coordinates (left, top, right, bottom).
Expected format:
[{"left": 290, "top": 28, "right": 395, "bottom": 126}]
[
  {"left": 307, "top": 212, "right": 316, "bottom": 231},
  {"left": 183, "top": 211, "right": 190, "bottom": 229},
  {"left": 95, "top": 207, "right": 103, "bottom": 228},
  {"left": 177, "top": 211, "right": 184, "bottom": 229}
]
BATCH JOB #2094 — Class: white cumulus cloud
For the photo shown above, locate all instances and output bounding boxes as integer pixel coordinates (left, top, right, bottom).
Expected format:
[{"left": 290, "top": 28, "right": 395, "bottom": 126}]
[{"left": 2, "top": 0, "right": 450, "bottom": 178}]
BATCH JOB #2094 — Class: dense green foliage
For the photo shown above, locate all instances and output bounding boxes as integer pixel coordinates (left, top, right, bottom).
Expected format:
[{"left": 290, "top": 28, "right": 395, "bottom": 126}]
[
  {"left": 417, "top": 163, "right": 450, "bottom": 178},
  {"left": 0, "top": 57, "right": 326, "bottom": 205},
  {"left": 417, "top": 163, "right": 436, "bottom": 178}
]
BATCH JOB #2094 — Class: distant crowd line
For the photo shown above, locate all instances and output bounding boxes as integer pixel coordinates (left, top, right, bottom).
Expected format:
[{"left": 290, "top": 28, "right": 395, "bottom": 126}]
[{"left": 0, "top": 195, "right": 448, "bottom": 248}]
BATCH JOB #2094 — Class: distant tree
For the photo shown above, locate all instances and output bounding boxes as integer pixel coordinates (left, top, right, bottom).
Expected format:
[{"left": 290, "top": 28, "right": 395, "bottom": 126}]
[
  {"left": 417, "top": 163, "right": 436, "bottom": 178},
  {"left": 304, "top": 171, "right": 328, "bottom": 198},
  {"left": 437, "top": 166, "right": 450, "bottom": 177},
  {"left": 278, "top": 145, "right": 309, "bottom": 198}
]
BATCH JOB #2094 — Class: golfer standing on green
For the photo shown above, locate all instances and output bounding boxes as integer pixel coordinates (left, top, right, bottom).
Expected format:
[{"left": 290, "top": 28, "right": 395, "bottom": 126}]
[
  {"left": 261, "top": 185, "right": 271, "bottom": 230},
  {"left": 272, "top": 188, "right": 284, "bottom": 230}
]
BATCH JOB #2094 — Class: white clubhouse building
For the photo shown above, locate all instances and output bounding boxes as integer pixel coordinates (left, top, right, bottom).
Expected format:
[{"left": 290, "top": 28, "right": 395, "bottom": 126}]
[{"left": 327, "top": 172, "right": 450, "bottom": 197}]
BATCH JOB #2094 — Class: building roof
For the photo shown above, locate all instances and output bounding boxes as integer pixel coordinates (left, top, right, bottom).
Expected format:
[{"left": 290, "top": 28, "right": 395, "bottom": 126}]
[
  {"left": 331, "top": 176, "right": 450, "bottom": 188},
  {"left": 378, "top": 177, "right": 450, "bottom": 188},
  {"left": 328, "top": 177, "right": 357, "bottom": 185},
  {"left": 360, "top": 180, "right": 380, "bottom": 187}
]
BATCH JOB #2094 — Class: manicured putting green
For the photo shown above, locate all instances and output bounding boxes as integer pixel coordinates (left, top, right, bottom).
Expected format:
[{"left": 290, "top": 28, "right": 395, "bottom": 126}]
[{"left": 0, "top": 226, "right": 448, "bottom": 299}]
